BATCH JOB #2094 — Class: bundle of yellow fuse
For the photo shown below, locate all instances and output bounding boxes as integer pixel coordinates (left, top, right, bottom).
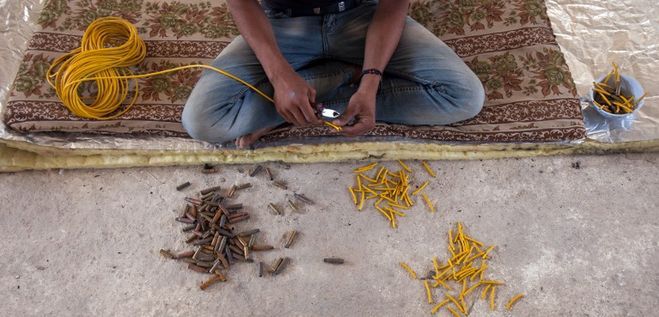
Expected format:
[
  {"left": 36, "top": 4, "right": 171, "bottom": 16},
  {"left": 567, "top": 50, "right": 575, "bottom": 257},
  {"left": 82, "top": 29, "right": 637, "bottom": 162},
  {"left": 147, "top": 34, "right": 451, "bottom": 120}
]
[
  {"left": 400, "top": 223, "right": 525, "bottom": 316},
  {"left": 592, "top": 62, "right": 646, "bottom": 115},
  {"left": 349, "top": 160, "right": 437, "bottom": 228}
]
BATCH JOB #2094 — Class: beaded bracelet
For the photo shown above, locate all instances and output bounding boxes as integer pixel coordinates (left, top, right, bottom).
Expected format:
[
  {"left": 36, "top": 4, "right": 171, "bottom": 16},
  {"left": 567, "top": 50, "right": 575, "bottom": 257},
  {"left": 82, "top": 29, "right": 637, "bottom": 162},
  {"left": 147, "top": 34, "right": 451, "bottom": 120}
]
[{"left": 360, "top": 68, "right": 383, "bottom": 79}]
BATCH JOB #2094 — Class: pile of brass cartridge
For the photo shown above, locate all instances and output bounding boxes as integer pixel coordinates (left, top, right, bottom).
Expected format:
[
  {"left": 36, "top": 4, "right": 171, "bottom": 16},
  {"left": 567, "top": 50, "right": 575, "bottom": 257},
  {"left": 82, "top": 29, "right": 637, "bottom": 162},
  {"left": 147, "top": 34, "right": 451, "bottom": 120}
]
[
  {"left": 163, "top": 164, "right": 314, "bottom": 289},
  {"left": 161, "top": 184, "right": 276, "bottom": 290}
]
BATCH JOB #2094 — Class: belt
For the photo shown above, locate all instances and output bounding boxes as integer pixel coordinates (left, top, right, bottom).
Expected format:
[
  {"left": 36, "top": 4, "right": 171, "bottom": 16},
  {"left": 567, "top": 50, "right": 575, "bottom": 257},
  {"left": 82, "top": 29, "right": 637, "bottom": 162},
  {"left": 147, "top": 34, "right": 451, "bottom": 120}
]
[{"left": 267, "top": 0, "right": 363, "bottom": 17}]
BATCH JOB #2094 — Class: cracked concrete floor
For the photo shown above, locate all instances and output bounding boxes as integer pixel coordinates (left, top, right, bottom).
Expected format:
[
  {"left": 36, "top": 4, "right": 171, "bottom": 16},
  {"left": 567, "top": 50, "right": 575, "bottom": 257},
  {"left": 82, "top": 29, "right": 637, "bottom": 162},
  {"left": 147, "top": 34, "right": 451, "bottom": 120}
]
[{"left": 0, "top": 153, "right": 657, "bottom": 316}]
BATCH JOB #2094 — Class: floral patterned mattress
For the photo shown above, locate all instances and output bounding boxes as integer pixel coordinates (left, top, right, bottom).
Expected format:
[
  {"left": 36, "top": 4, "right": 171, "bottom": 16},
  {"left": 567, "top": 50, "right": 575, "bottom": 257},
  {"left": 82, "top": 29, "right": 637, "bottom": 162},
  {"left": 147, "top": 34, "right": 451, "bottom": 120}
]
[{"left": 4, "top": 0, "right": 585, "bottom": 144}]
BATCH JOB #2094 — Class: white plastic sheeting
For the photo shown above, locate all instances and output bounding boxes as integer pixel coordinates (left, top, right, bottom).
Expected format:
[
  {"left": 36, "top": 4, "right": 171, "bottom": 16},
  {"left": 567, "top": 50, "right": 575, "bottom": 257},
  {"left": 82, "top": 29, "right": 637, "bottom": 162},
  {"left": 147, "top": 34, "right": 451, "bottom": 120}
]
[{"left": 546, "top": 0, "right": 658, "bottom": 142}]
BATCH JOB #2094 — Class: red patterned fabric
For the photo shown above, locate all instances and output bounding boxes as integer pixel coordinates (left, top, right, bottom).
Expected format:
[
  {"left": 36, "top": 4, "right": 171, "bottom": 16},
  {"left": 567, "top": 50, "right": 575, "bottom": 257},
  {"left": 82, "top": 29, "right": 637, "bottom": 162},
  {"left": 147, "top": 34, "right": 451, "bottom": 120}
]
[{"left": 5, "top": 0, "right": 585, "bottom": 143}]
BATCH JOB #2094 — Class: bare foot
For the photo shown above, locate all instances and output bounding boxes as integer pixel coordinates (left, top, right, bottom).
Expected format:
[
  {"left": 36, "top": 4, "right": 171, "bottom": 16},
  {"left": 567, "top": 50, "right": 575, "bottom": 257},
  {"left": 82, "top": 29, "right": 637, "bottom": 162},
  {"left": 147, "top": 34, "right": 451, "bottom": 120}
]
[{"left": 235, "top": 126, "right": 275, "bottom": 149}]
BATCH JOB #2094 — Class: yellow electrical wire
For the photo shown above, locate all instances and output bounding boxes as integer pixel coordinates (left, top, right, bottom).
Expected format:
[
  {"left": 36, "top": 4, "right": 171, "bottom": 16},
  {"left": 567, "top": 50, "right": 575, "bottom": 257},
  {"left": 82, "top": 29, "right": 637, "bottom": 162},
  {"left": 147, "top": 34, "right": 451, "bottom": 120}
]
[
  {"left": 47, "top": 16, "right": 273, "bottom": 120},
  {"left": 46, "top": 16, "right": 339, "bottom": 131}
]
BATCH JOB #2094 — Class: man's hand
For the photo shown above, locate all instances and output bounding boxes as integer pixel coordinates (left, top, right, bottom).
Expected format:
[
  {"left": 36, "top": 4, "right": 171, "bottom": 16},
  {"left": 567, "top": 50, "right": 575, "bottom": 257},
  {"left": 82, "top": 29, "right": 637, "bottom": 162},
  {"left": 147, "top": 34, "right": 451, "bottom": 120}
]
[
  {"left": 226, "top": 0, "right": 320, "bottom": 127},
  {"left": 331, "top": 0, "right": 409, "bottom": 136},
  {"left": 271, "top": 69, "right": 320, "bottom": 127},
  {"left": 333, "top": 86, "right": 377, "bottom": 136}
]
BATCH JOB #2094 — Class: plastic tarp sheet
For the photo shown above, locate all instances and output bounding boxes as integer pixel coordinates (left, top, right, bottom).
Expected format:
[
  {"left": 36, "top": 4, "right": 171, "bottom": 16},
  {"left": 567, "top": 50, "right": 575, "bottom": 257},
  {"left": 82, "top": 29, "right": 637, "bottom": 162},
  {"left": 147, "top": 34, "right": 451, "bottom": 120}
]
[{"left": 545, "top": 0, "right": 658, "bottom": 143}]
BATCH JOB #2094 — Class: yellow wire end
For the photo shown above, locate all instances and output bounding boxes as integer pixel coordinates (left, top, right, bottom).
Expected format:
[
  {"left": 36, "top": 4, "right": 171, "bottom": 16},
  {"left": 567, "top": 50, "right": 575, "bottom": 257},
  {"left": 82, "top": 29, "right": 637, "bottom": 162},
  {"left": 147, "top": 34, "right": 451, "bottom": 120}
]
[{"left": 323, "top": 121, "right": 342, "bottom": 131}]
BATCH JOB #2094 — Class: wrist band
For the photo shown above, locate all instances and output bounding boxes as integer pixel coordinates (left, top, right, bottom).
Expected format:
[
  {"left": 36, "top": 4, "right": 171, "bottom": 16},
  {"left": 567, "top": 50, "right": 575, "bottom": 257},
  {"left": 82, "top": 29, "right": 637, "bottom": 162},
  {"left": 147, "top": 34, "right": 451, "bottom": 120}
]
[{"left": 361, "top": 68, "right": 383, "bottom": 79}]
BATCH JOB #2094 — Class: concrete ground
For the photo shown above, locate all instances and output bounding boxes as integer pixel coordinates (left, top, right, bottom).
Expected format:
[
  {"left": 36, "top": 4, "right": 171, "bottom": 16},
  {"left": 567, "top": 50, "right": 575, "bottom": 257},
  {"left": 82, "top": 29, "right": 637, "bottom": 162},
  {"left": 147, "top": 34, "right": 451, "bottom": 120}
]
[{"left": 0, "top": 154, "right": 657, "bottom": 317}]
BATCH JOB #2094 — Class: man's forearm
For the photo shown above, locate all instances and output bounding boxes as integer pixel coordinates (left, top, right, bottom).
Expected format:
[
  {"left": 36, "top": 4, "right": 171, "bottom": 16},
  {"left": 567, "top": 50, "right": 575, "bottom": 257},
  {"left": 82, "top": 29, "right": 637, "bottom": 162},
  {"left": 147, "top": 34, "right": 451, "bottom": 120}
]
[
  {"left": 360, "top": 0, "right": 410, "bottom": 93},
  {"left": 226, "top": 0, "right": 292, "bottom": 82}
]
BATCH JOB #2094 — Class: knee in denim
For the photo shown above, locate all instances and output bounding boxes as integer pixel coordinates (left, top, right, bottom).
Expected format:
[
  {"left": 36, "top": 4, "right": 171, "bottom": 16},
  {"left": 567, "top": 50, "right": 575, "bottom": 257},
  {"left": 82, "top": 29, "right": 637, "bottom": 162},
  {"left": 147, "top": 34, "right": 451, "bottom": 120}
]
[
  {"left": 181, "top": 100, "right": 236, "bottom": 144},
  {"left": 460, "top": 74, "right": 485, "bottom": 119}
]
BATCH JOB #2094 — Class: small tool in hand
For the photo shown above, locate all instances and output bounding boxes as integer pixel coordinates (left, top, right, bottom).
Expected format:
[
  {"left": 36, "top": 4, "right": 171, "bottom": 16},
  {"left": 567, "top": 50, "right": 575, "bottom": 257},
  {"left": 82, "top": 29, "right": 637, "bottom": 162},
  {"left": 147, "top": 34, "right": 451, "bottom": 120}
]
[
  {"left": 320, "top": 107, "right": 341, "bottom": 119},
  {"left": 314, "top": 103, "right": 342, "bottom": 131}
]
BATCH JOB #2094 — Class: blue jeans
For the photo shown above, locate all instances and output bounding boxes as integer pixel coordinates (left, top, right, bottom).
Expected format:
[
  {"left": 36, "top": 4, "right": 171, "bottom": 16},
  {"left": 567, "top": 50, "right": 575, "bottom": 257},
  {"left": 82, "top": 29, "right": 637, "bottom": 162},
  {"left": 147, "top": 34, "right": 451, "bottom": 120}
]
[{"left": 182, "top": 1, "right": 485, "bottom": 143}]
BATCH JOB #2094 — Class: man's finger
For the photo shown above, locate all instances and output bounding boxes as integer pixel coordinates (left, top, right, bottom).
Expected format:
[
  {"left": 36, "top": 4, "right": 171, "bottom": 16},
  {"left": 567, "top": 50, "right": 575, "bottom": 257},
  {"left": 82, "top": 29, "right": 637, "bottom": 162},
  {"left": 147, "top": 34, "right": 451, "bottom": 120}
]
[
  {"left": 289, "top": 107, "right": 306, "bottom": 126},
  {"left": 308, "top": 88, "right": 317, "bottom": 104},
  {"left": 333, "top": 108, "right": 356, "bottom": 126},
  {"left": 339, "top": 124, "right": 365, "bottom": 137},
  {"left": 299, "top": 98, "right": 319, "bottom": 125},
  {"left": 340, "top": 120, "right": 374, "bottom": 137},
  {"left": 276, "top": 103, "right": 294, "bottom": 125},
  {"left": 280, "top": 112, "right": 292, "bottom": 124}
]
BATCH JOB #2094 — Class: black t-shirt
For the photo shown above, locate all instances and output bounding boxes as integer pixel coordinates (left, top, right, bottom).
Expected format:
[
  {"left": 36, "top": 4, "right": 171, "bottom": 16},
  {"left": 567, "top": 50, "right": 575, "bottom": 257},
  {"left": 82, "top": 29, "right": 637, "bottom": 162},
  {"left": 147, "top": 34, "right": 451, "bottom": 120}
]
[{"left": 263, "top": 0, "right": 340, "bottom": 9}]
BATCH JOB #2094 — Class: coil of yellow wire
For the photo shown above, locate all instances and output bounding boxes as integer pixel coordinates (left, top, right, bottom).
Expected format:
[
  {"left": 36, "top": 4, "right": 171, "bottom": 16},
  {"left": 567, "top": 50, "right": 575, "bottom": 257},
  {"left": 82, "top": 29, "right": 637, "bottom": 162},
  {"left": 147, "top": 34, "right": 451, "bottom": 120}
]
[{"left": 47, "top": 16, "right": 273, "bottom": 120}]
